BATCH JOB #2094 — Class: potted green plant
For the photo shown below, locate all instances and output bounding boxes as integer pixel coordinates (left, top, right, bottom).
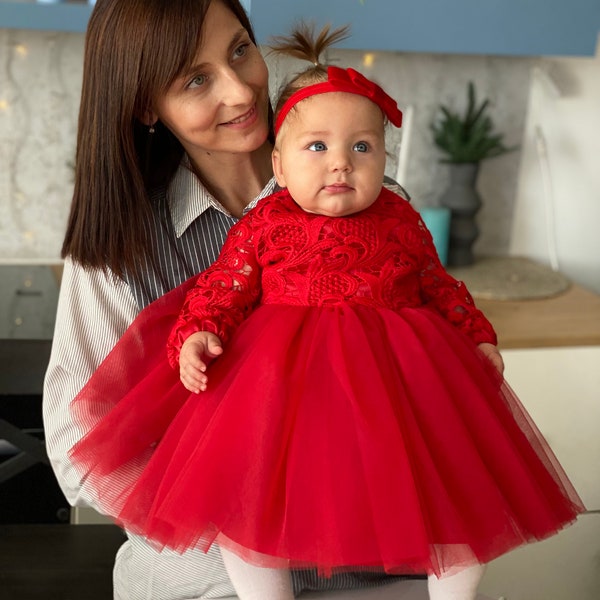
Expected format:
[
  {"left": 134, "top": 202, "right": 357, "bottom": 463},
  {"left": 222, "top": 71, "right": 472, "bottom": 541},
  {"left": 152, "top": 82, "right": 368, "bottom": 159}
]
[
  {"left": 432, "top": 81, "right": 512, "bottom": 164},
  {"left": 430, "top": 82, "right": 514, "bottom": 266}
]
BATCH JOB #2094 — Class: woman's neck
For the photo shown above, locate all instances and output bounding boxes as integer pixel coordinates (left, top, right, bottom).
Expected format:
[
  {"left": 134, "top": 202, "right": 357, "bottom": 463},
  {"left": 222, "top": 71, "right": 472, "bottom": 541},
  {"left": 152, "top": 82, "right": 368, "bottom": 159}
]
[{"left": 189, "top": 142, "right": 274, "bottom": 218}]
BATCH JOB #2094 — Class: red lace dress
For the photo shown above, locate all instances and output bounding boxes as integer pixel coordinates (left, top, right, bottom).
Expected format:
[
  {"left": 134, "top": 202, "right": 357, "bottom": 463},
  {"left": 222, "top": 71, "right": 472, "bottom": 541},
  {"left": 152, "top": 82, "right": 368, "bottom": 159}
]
[{"left": 69, "top": 187, "right": 584, "bottom": 577}]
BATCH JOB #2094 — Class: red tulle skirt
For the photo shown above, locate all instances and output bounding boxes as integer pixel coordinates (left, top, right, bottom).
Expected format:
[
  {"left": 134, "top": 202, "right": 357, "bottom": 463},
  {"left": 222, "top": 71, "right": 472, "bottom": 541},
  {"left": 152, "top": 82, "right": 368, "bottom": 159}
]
[{"left": 70, "top": 281, "right": 584, "bottom": 577}]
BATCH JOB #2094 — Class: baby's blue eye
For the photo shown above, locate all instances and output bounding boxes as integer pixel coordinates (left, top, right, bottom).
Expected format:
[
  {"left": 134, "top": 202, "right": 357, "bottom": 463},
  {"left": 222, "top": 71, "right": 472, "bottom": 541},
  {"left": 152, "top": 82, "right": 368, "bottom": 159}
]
[
  {"left": 353, "top": 141, "right": 369, "bottom": 153},
  {"left": 308, "top": 141, "right": 327, "bottom": 152}
]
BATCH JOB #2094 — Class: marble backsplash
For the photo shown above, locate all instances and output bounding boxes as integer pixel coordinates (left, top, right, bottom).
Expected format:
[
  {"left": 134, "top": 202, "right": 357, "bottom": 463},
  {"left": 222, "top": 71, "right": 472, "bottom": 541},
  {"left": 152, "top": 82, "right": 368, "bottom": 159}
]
[{"left": 0, "top": 27, "right": 533, "bottom": 262}]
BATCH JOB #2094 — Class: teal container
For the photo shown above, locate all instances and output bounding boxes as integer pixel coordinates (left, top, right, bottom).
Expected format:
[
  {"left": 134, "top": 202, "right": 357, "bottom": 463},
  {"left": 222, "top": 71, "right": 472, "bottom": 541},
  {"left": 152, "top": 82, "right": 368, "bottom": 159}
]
[{"left": 419, "top": 207, "right": 451, "bottom": 266}]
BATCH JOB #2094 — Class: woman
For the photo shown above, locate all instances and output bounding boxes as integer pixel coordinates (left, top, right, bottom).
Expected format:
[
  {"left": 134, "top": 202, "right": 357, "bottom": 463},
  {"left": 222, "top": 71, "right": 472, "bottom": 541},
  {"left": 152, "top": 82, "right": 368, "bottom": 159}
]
[{"left": 43, "top": 1, "right": 411, "bottom": 598}]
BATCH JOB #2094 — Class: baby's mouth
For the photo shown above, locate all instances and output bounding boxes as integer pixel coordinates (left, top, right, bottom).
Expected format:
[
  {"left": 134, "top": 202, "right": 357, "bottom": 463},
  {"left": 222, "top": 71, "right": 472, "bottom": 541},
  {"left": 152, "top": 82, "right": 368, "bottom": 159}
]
[{"left": 323, "top": 183, "right": 354, "bottom": 193}]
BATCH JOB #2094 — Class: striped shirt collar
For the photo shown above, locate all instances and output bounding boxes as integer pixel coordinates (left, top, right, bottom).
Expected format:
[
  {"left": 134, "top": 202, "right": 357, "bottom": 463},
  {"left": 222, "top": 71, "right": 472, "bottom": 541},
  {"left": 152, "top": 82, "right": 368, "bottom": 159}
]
[{"left": 167, "top": 156, "right": 278, "bottom": 239}]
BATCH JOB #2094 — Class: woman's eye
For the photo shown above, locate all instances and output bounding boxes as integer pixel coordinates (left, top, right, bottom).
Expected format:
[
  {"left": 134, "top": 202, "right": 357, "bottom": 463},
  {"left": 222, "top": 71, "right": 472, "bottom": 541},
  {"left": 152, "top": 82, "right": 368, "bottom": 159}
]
[
  {"left": 353, "top": 141, "right": 369, "bottom": 153},
  {"left": 188, "top": 74, "right": 208, "bottom": 89},
  {"left": 233, "top": 43, "right": 250, "bottom": 59},
  {"left": 308, "top": 141, "right": 327, "bottom": 152}
]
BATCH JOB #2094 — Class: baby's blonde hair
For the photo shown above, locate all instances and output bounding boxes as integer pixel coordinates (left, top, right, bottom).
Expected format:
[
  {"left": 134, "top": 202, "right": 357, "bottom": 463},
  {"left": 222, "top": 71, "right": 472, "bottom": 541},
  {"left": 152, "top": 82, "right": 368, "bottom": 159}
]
[{"left": 269, "top": 23, "right": 350, "bottom": 123}]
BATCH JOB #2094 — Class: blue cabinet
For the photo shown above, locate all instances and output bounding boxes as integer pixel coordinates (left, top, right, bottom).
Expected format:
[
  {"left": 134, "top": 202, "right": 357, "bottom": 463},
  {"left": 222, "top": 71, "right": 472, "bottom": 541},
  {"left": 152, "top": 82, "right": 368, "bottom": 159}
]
[
  {"left": 1, "top": 0, "right": 599, "bottom": 56},
  {"left": 0, "top": 1, "right": 93, "bottom": 33},
  {"left": 249, "top": 0, "right": 600, "bottom": 57}
]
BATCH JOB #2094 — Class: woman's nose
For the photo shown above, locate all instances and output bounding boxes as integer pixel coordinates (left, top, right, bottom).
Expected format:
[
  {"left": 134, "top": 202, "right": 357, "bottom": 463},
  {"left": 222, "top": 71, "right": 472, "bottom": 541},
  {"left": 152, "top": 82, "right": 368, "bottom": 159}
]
[{"left": 218, "top": 68, "right": 254, "bottom": 106}]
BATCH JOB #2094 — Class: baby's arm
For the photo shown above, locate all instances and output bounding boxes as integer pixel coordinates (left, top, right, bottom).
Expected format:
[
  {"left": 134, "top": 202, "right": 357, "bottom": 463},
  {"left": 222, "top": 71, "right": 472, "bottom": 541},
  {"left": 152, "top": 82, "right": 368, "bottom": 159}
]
[
  {"left": 179, "top": 331, "right": 224, "bottom": 393},
  {"left": 168, "top": 216, "right": 261, "bottom": 370},
  {"left": 394, "top": 199, "right": 503, "bottom": 372}
]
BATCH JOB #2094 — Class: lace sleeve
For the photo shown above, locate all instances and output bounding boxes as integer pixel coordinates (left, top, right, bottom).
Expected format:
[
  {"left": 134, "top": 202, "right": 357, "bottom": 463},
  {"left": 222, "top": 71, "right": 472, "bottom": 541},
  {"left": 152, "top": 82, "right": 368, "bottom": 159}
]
[
  {"left": 167, "top": 216, "right": 261, "bottom": 366},
  {"left": 415, "top": 215, "right": 497, "bottom": 346}
]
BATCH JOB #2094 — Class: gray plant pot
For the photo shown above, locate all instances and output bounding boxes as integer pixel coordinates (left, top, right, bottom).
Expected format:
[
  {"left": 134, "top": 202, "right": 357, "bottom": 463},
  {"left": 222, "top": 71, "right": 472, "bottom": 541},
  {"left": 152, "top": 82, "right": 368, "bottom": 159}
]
[{"left": 439, "top": 162, "right": 481, "bottom": 266}]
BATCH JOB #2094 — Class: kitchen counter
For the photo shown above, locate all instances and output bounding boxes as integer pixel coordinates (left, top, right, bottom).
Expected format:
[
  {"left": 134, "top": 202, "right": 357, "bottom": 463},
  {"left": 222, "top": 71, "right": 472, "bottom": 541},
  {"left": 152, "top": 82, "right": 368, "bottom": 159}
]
[
  {"left": 447, "top": 259, "right": 600, "bottom": 599},
  {"left": 5, "top": 260, "right": 599, "bottom": 350},
  {"left": 476, "top": 285, "right": 600, "bottom": 599},
  {"left": 449, "top": 256, "right": 600, "bottom": 350},
  {"left": 477, "top": 283, "right": 600, "bottom": 349}
]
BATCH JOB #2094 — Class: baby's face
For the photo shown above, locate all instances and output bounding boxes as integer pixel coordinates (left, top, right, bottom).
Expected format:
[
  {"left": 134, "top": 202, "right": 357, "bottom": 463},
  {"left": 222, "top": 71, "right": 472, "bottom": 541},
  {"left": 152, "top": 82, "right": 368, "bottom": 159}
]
[{"left": 272, "top": 93, "right": 386, "bottom": 217}]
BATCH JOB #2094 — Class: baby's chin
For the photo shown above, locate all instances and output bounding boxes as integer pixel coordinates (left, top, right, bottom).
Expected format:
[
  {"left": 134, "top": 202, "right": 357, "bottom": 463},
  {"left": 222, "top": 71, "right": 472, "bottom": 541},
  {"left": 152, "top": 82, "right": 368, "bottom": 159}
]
[{"left": 298, "top": 195, "right": 376, "bottom": 218}]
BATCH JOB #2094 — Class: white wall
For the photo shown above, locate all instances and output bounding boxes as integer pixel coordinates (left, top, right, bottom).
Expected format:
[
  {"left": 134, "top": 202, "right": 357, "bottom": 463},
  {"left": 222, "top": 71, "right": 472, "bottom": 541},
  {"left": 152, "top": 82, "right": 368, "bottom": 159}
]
[
  {"left": 510, "top": 38, "right": 600, "bottom": 293},
  {"left": 6, "top": 25, "right": 599, "bottom": 293},
  {"left": 0, "top": 26, "right": 533, "bottom": 263},
  {"left": 2, "top": 26, "right": 598, "bottom": 293},
  {"left": 0, "top": 29, "right": 82, "bottom": 262}
]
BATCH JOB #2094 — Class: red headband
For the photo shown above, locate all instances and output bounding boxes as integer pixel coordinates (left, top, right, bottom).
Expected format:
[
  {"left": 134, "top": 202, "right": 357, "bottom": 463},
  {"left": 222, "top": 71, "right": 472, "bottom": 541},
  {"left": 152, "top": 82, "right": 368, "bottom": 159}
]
[{"left": 274, "top": 66, "right": 403, "bottom": 135}]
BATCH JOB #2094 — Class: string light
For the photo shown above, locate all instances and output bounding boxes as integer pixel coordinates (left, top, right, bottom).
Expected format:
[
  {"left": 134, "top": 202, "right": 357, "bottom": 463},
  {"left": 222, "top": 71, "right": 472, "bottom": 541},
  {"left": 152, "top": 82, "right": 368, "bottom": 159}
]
[
  {"left": 14, "top": 44, "right": 28, "bottom": 57},
  {"left": 362, "top": 53, "right": 376, "bottom": 68}
]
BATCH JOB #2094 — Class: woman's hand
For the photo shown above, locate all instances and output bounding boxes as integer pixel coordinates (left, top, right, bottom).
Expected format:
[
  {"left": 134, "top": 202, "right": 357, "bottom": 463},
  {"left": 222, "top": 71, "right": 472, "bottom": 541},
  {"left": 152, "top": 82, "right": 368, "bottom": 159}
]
[
  {"left": 179, "top": 332, "right": 223, "bottom": 393},
  {"left": 478, "top": 342, "right": 505, "bottom": 375}
]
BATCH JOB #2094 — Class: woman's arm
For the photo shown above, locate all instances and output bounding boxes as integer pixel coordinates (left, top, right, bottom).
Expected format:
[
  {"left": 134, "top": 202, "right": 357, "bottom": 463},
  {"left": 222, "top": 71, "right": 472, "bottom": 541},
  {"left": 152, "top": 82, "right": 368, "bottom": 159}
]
[{"left": 42, "top": 258, "right": 139, "bottom": 509}]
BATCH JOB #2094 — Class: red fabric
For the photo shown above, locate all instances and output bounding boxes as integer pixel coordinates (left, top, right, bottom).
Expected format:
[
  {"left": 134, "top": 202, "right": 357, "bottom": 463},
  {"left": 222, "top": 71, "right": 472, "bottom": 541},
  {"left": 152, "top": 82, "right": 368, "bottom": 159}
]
[
  {"left": 69, "top": 187, "right": 584, "bottom": 577},
  {"left": 274, "top": 66, "right": 403, "bottom": 134},
  {"left": 167, "top": 188, "right": 497, "bottom": 366}
]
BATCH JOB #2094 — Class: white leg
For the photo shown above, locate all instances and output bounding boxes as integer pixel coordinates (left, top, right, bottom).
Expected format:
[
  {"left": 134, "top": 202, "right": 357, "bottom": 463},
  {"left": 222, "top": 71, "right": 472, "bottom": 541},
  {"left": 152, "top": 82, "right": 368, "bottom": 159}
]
[
  {"left": 220, "top": 546, "right": 294, "bottom": 600},
  {"left": 427, "top": 564, "right": 486, "bottom": 600}
]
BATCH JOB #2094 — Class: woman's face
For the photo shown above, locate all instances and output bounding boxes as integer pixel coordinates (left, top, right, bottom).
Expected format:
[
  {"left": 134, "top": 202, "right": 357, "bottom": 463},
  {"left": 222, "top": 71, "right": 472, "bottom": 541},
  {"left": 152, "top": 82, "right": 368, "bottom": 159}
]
[{"left": 153, "top": 0, "right": 270, "bottom": 163}]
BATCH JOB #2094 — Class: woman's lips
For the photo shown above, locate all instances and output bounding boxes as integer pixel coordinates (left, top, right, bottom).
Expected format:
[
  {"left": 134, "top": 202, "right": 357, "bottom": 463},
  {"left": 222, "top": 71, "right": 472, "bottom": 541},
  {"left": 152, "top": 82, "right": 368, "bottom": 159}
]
[{"left": 222, "top": 105, "right": 258, "bottom": 128}]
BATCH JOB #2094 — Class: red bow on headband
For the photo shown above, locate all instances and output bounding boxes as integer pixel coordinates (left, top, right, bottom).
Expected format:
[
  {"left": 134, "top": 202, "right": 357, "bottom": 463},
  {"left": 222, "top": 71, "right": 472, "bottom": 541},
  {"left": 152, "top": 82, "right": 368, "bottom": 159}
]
[{"left": 274, "top": 66, "right": 403, "bottom": 134}]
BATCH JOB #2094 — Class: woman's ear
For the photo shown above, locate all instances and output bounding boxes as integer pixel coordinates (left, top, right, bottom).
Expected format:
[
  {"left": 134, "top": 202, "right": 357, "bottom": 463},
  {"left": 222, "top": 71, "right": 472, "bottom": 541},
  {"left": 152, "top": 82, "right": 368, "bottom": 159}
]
[
  {"left": 272, "top": 148, "right": 286, "bottom": 188},
  {"left": 140, "top": 109, "right": 158, "bottom": 127}
]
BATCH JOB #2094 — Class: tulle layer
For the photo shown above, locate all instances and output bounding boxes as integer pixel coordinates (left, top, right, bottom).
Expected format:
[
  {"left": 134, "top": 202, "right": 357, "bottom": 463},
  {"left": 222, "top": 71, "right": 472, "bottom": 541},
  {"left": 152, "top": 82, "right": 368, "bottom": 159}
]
[{"left": 70, "top": 293, "right": 584, "bottom": 577}]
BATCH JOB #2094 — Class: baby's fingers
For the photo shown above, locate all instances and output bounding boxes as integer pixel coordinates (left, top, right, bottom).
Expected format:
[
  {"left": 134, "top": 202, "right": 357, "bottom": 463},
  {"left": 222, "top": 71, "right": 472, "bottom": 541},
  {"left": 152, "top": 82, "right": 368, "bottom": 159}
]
[
  {"left": 180, "top": 365, "right": 208, "bottom": 394},
  {"left": 179, "top": 333, "right": 224, "bottom": 393}
]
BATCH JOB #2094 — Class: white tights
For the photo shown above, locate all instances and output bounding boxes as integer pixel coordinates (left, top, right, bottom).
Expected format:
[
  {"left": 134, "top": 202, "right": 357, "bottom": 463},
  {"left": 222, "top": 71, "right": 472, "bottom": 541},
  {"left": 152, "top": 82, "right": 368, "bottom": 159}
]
[
  {"left": 427, "top": 564, "right": 486, "bottom": 600},
  {"left": 220, "top": 547, "right": 294, "bottom": 600},
  {"left": 222, "top": 545, "right": 485, "bottom": 600}
]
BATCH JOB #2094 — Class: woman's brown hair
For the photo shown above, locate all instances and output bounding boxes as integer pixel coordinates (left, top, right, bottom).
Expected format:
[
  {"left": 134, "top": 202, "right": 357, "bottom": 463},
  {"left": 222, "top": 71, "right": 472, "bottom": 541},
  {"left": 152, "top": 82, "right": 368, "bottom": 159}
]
[{"left": 62, "top": 0, "right": 262, "bottom": 278}]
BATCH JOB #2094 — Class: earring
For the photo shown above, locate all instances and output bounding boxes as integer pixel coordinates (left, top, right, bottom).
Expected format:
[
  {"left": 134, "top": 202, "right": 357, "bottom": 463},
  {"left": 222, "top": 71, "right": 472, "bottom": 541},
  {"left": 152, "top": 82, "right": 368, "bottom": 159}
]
[{"left": 149, "top": 123, "right": 156, "bottom": 134}]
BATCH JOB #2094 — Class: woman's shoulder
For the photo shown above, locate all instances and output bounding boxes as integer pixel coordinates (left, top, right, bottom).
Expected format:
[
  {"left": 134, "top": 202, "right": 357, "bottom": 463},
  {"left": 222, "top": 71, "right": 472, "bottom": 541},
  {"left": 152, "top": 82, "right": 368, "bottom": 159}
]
[
  {"left": 383, "top": 175, "right": 411, "bottom": 201},
  {"left": 245, "top": 188, "right": 297, "bottom": 220}
]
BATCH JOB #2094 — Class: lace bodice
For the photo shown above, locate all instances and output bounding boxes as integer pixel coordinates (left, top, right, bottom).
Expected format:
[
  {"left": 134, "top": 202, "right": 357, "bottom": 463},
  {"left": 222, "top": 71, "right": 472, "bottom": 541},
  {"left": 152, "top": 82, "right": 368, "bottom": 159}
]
[{"left": 168, "top": 188, "right": 496, "bottom": 364}]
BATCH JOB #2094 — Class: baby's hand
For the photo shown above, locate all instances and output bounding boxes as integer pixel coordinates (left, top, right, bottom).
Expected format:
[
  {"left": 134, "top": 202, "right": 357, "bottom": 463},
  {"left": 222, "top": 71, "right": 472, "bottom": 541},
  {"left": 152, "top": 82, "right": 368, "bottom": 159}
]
[
  {"left": 478, "top": 342, "right": 505, "bottom": 375},
  {"left": 179, "top": 332, "right": 223, "bottom": 393}
]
